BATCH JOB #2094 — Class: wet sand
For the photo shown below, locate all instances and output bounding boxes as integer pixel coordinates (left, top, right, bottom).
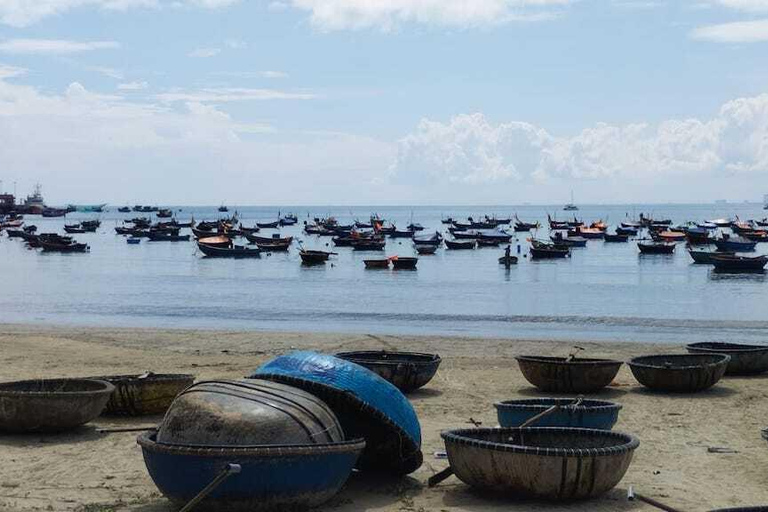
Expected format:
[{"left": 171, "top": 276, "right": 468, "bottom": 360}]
[{"left": 0, "top": 324, "right": 766, "bottom": 512}]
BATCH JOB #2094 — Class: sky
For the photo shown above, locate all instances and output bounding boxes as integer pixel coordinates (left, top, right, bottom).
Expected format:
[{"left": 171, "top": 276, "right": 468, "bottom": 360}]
[{"left": 0, "top": 0, "right": 768, "bottom": 206}]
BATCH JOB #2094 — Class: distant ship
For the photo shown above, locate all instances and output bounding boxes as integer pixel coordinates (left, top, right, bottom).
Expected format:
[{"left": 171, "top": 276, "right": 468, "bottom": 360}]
[
  {"left": 23, "top": 184, "right": 46, "bottom": 214},
  {"left": 67, "top": 204, "right": 107, "bottom": 213},
  {"left": 219, "top": 205, "right": 229, "bottom": 212},
  {"left": 764, "top": 194, "right": 768, "bottom": 210},
  {"left": 563, "top": 190, "right": 579, "bottom": 211}
]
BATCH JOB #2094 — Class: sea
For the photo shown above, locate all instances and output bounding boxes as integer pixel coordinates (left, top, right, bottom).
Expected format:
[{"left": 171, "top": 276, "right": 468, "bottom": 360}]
[{"left": 3, "top": 203, "right": 768, "bottom": 344}]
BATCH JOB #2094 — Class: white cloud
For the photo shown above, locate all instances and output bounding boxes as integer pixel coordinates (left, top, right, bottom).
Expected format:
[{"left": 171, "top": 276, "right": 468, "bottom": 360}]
[
  {"left": 89, "top": 66, "right": 125, "bottom": 80},
  {"left": 223, "top": 39, "right": 247, "bottom": 49},
  {"left": 288, "top": 0, "right": 574, "bottom": 31},
  {"left": 0, "top": 63, "right": 26, "bottom": 79},
  {"left": 690, "top": 18, "right": 768, "bottom": 42},
  {"left": 262, "top": 70, "right": 289, "bottom": 78},
  {"left": 118, "top": 81, "right": 149, "bottom": 90},
  {"left": 188, "top": 47, "right": 221, "bottom": 58},
  {"left": 714, "top": 0, "right": 768, "bottom": 12},
  {"left": 0, "top": 0, "right": 241, "bottom": 27},
  {"left": 0, "top": 39, "right": 120, "bottom": 55},
  {"left": 389, "top": 94, "right": 768, "bottom": 187},
  {"left": 156, "top": 87, "right": 315, "bottom": 102}
]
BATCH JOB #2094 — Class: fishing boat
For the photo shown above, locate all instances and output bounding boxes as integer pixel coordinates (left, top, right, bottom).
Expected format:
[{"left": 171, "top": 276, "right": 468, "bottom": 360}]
[
  {"left": 548, "top": 215, "right": 570, "bottom": 230},
  {"left": 352, "top": 239, "right": 386, "bottom": 251},
  {"left": 686, "top": 342, "right": 768, "bottom": 375},
  {"left": 688, "top": 249, "right": 733, "bottom": 264},
  {"left": 498, "top": 254, "right": 518, "bottom": 266},
  {"left": 708, "top": 218, "right": 732, "bottom": 228},
  {"left": 279, "top": 214, "right": 298, "bottom": 226},
  {"left": 710, "top": 253, "right": 768, "bottom": 272},
  {"left": 257, "top": 240, "right": 291, "bottom": 252},
  {"left": 198, "top": 242, "right": 261, "bottom": 258},
  {"left": 250, "top": 351, "right": 423, "bottom": 475},
  {"left": 742, "top": 230, "right": 768, "bottom": 242},
  {"left": 714, "top": 234, "right": 757, "bottom": 252},
  {"left": 604, "top": 232, "right": 629, "bottom": 243},
  {"left": 476, "top": 238, "right": 502, "bottom": 247},
  {"left": 685, "top": 227, "right": 713, "bottom": 245},
  {"left": 563, "top": 191, "right": 579, "bottom": 211},
  {"left": 299, "top": 250, "right": 336, "bottom": 264},
  {"left": 218, "top": 205, "right": 229, "bottom": 212},
  {"left": 628, "top": 354, "right": 730, "bottom": 392},
  {"left": 436, "top": 427, "right": 637, "bottom": 499},
  {"left": 415, "top": 245, "right": 438, "bottom": 255},
  {"left": 406, "top": 223, "right": 424, "bottom": 231},
  {"left": 450, "top": 229, "right": 480, "bottom": 240},
  {"left": 516, "top": 356, "right": 622, "bottom": 393},
  {"left": 413, "top": 232, "right": 441, "bottom": 245},
  {"left": 445, "top": 239, "right": 475, "bottom": 250},
  {"left": 389, "top": 229, "right": 415, "bottom": 238},
  {"left": 530, "top": 240, "right": 569, "bottom": 259},
  {"left": 653, "top": 230, "right": 686, "bottom": 242},
  {"left": 440, "top": 217, "right": 454, "bottom": 225},
  {"left": 495, "top": 398, "right": 621, "bottom": 430},
  {"left": 391, "top": 256, "right": 418, "bottom": 269},
  {"left": 513, "top": 216, "right": 540, "bottom": 232},
  {"left": 118, "top": 206, "right": 131, "bottom": 213},
  {"left": 257, "top": 220, "right": 280, "bottom": 229},
  {"left": 148, "top": 233, "right": 190, "bottom": 242},
  {"left": 197, "top": 235, "right": 232, "bottom": 249},
  {"left": 40, "top": 240, "right": 89, "bottom": 253},
  {"left": 550, "top": 232, "right": 588, "bottom": 247},
  {"left": 638, "top": 242, "right": 675, "bottom": 254},
  {"left": 335, "top": 351, "right": 441, "bottom": 392},
  {"left": 0, "top": 378, "right": 114, "bottom": 433},
  {"left": 41, "top": 208, "right": 67, "bottom": 218},
  {"left": 127, "top": 238, "right": 141, "bottom": 245},
  {"left": 63, "top": 224, "right": 86, "bottom": 234},
  {"left": 156, "top": 208, "right": 173, "bottom": 218},
  {"left": 364, "top": 258, "right": 390, "bottom": 269},
  {"left": 568, "top": 226, "right": 604, "bottom": 239}
]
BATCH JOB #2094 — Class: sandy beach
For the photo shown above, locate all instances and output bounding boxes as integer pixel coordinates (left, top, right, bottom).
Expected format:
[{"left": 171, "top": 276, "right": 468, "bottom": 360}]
[{"left": 0, "top": 324, "right": 766, "bottom": 512}]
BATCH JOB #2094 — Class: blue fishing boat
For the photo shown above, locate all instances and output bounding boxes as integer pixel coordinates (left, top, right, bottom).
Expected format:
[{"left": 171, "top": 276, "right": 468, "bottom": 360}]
[
  {"left": 249, "top": 351, "right": 423, "bottom": 475},
  {"left": 714, "top": 234, "right": 757, "bottom": 252},
  {"left": 494, "top": 398, "right": 622, "bottom": 430}
]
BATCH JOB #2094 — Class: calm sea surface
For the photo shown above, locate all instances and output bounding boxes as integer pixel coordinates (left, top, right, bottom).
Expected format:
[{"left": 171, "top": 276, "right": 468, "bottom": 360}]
[{"left": 3, "top": 204, "right": 768, "bottom": 344}]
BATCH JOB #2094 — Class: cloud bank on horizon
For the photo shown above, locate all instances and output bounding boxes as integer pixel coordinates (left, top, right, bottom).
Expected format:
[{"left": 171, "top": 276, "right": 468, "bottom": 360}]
[{"left": 0, "top": 0, "right": 767, "bottom": 204}]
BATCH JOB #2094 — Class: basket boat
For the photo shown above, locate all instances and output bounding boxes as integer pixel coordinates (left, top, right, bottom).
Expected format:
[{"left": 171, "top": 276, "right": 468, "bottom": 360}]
[
  {"left": 335, "top": 351, "right": 441, "bottom": 393},
  {"left": 628, "top": 354, "right": 730, "bottom": 392},
  {"left": 494, "top": 398, "right": 621, "bottom": 430},
  {"left": 686, "top": 342, "right": 768, "bottom": 375},
  {"left": 441, "top": 427, "right": 638, "bottom": 500},
  {"left": 0, "top": 378, "right": 114, "bottom": 433},
  {"left": 515, "top": 356, "right": 622, "bottom": 393},
  {"left": 90, "top": 373, "right": 194, "bottom": 416}
]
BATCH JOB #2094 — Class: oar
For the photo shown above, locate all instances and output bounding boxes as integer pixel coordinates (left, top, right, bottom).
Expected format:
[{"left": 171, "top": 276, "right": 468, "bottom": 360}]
[
  {"left": 627, "top": 486, "right": 686, "bottom": 512},
  {"left": 179, "top": 463, "right": 241, "bottom": 512},
  {"left": 428, "top": 397, "right": 582, "bottom": 488},
  {"left": 97, "top": 426, "right": 156, "bottom": 434}
]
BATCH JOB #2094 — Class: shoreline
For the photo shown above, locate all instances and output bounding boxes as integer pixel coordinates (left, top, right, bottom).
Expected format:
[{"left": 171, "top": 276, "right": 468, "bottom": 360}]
[{"left": 0, "top": 324, "right": 767, "bottom": 511}]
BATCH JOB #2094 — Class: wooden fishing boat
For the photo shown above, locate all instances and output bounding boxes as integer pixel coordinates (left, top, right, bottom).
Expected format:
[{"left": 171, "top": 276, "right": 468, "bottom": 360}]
[
  {"left": 689, "top": 249, "right": 733, "bottom": 264},
  {"left": 256, "top": 220, "right": 280, "bottom": 229},
  {"left": 299, "top": 250, "right": 335, "bottom": 264},
  {"left": 197, "top": 236, "right": 232, "bottom": 249},
  {"left": 604, "top": 232, "right": 629, "bottom": 243},
  {"left": 389, "top": 229, "right": 415, "bottom": 238},
  {"left": 415, "top": 244, "right": 438, "bottom": 255},
  {"left": 63, "top": 225, "right": 86, "bottom": 234},
  {"left": 391, "top": 256, "right": 418, "bottom": 269},
  {"left": 516, "top": 356, "right": 623, "bottom": 393},
  {"left": 711, "top": 253, "right": 768, "bottom": 272},
  {"left": 530, "top": 244, "right": 569, "bottom": 259},
  {"left": 0, "top": 379, "right": 114, "bottom": 432},
  {"left": 686, "top": 342, "right": 768, "bottom": 375},
  {"left": 628, "top": 354, "right": 730, "bottom": 392},
  {"left": 407, "top": 223, "right": 424, "bottom": 231},
  {"left": 148, "top": 233, "right": 190, "bottom": 242},
  {"left": 638, "top": 242, "right": 675, "bottom": 254},
  {"left": 494, "top": 398, "right": 622, "bottom": 430},
  {"left": 654, "top": 230, "right": 686, "bottom": 242},
  {"left": 92, "top": 373, "right": 194, "bottom": 416},
  {"left": 336, "top": 351, "right": 440, "bottom": 392},
  {"left": 476, "top": 237, "right": 501, "bottom": 247},
  {"left": 118, "top": 206, "right": 131, "bottom": 213},
  {"left": 156, "top": 208, "right": 173, "bottom": 218},
  {"left": 245, "top": 233, "right": 293, "bottom": 245},
  {"left": 742, "top": 230, "right": 768, "bottom": 242},
  {"left": 590, "top": 220, "right": 608, "bottom": 231},
  {"left": 715, "top": 235, "right": 758, "bottom": 252},
  {"left": 256, "top": 240, "right": 291, "bottom": 252},
  {"left": 352, "top": 239, "right": 386, "bottom": 251},
  {"left": 498, "top": 254, "right": 518, "bottom": 266},
  {"left": 445, "top": 239, "right": 475, "bottom": 250},
  {"left": 251, "top": 352, "right": 422, "bottom": 475},
  {"left": 218, "top": 205, "right": 229, "bottom": 212},
  {"left": 548, "top": 215, "right": 570, "bottom": 230},
  {"left": 514, "top": 220, "right": 540, "bottom": 232},
  {"left": 198, "top": 243, "right": 261, "bottom": 258},
  {"left": 364, "top": 258, "right": 390, "bottom": 269},
  {"left": 141, "top": 379, "right": 364, "bottom": 511},
  {"left": 41, "top": 208, "right": 67, "bottom": 218},
  {"left": 685, "top": 227, "right": 713, "bottom": 245},
  {"left": 40, "top": 241, "right": 89, "bottom": 253},
  {"left": 439, "top": 427, "right": 638, "bottom": 499},
  {"left": 192, "top": 226, "right": 220, "bottom": 239},
  {"left": 413, "top": 233, "right": 441, "bottom": 245},
  {"left": 477, "top": 232, "right": 512, "bottom": 243},
  {"left": 127, "top": 238, "right": 141, "bottom": 245},
  {"left": 568, "top": 227, "right": 604, "bottom": 239},
  {"left": 551, "top": 233, "right": 588, "bottom": 247}
]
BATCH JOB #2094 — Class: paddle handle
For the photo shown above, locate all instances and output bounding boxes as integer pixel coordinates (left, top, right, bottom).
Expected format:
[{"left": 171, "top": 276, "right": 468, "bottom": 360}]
[
  {"left": 427, "top": 467, "right": 454, "bottom": 487},
  {"left": 179, "top": 463, "right": 241, "bottom": 512},
  {"left": 628, "top": 486, "right": 686, "bottom": 512}
]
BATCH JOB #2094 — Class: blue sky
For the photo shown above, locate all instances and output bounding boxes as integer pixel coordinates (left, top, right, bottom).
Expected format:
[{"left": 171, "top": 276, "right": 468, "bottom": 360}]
[{"left": 0, "top": 0, "right": 767, "bottom": 205}]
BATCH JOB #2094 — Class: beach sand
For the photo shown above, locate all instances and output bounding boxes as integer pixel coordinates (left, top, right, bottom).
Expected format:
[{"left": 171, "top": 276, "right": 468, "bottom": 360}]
[{"left": 0, "top": 324, "right": 766, "bottom": 512}]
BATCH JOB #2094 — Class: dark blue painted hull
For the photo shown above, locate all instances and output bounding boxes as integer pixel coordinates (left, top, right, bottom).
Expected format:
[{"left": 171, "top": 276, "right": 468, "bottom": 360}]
[
  {"left": 138, "top": 432, "right": 364, "bottom": 512},
  {"left": 495, "top": 398, "right": 621, "bottom": 430}
]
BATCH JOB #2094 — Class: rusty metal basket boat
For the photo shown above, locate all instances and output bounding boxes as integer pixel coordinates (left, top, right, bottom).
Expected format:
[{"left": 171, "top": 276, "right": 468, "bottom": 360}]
[
  {"left": 0, "top": 378, "right": 114, "bottom": 433},
  {"left": 515, "top": 356, "right": 623, "bottom": 393},
  {"left": 91, "top": 373, "right": 194, "bottom": 416},
  {"left": 686, "top": 342, "right": 768, "bottom": 375},
  {"left": 335, "top": 351, "right": 441, "bottom": 393},
  {"left": 628, "top": 354, "right": 730, "bottom": 392},
  {"left": 440, "top": 427, "right": 638, "bottom": 500}
]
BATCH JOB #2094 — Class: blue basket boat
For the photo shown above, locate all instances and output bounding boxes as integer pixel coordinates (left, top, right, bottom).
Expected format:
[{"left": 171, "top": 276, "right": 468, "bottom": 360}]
[
  {"left": 249, "top": 351, "right": 423, "bottom": 475},
  {"left": 495, "top": 398, "right": 622, "bottom": 430},
  {"left": 138, "top": 432, "right": 365, "bottom": 512}
]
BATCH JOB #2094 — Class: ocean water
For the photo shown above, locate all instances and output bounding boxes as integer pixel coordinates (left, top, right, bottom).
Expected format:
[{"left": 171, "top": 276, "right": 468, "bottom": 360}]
[{"left": 3, "top": 203, "right": 768, "bottom": 344}]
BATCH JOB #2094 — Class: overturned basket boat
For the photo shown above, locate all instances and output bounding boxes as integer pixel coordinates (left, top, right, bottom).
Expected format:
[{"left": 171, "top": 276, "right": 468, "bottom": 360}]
[
  {"left": 335, "top": 351, "right": 441, "bottom": 393},
  {"left": 628, "top": 354, "right": 730, "bottom": 392},
  {"left": 91, "top": 373, "right": 194, "bottom": 416},
  {"left": 140, "top": 379, "right": 365, "bottom": 511},
  {"left": 0, "top": 378, "right": 114, "bottom": 433},
  {"left": 440, "top": 427, "right": 638, "bottom": 500},
  {"left": 516, "top": 356, "right": 623, "bottom": 393},
  {"left": 686, "top": 342, "right": 768, "bottom": 375},
  {"left": 495, "top": 398, "right": 622, "bottom": 430},
  {"left": 249, "top": 351, "right": 423, "bottom": 475}
]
